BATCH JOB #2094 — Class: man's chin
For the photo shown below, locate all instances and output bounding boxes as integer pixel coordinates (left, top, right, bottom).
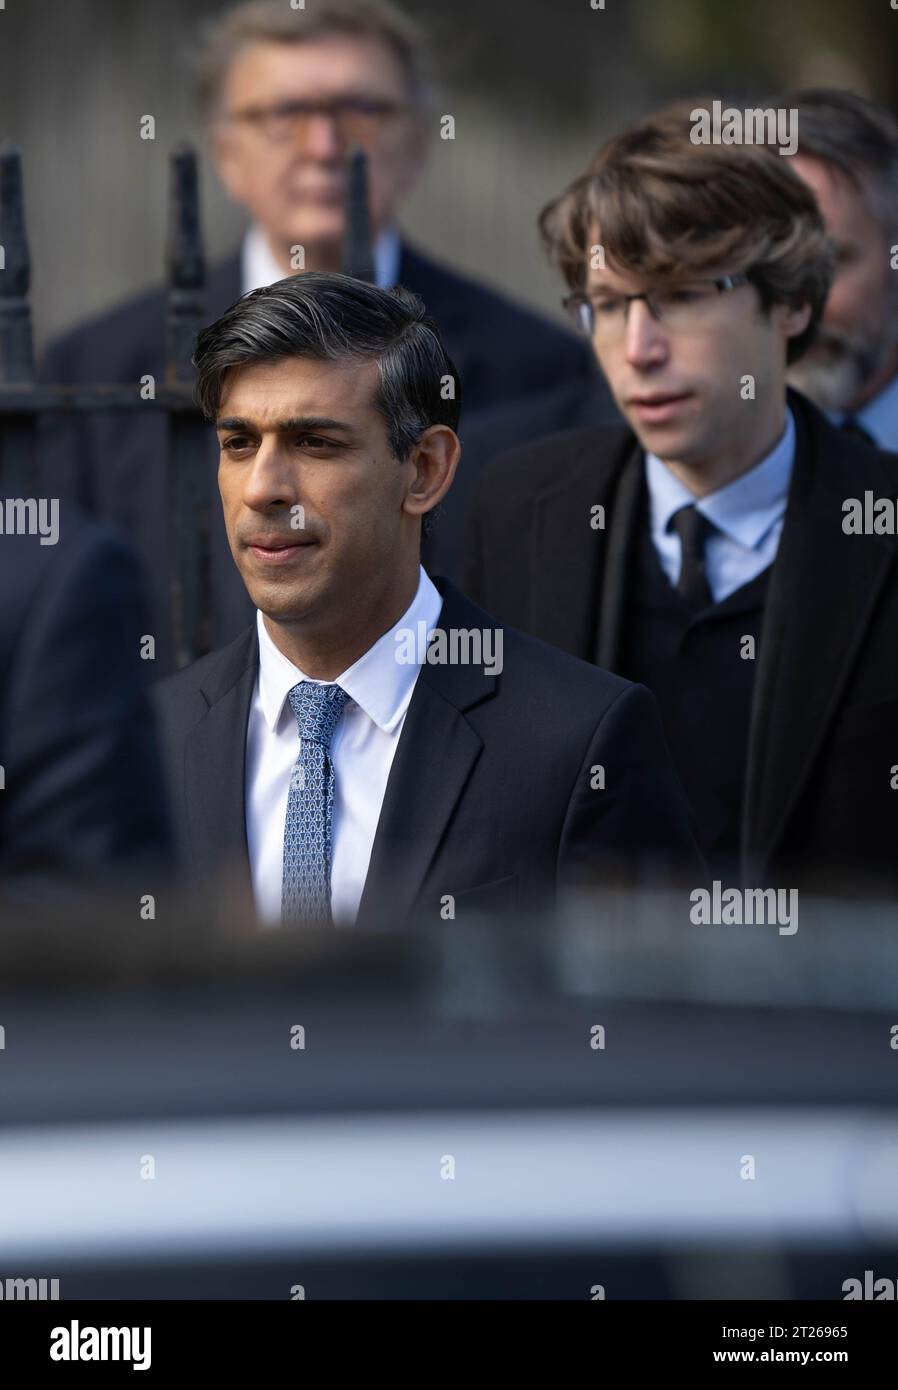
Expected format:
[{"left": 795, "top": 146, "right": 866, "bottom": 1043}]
[
  {"left": 280, "top": 210, "right": 346, "bottom": 256},
  {"left": 788, "top": 351, "right": 866, "bottom": 414},
  {"left": 241, "top": 573, "right": 322, "bottom": 624},
  {"left": 626, "top": 414, "right": 696, "bottom": 460}
]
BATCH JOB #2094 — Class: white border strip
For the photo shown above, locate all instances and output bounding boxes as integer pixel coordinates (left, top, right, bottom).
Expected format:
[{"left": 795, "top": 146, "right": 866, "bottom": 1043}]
[{"left": 0, "top": 1109, "right": 896, "bottom": 1263}]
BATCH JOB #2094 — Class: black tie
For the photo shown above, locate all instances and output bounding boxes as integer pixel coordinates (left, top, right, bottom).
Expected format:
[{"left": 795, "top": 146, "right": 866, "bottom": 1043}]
[
  {"left": 670, "top": 504, "right": 711, "bottom": 609},
  {"left": 840, "top": 416, "right": 875, "bottom": 446}
]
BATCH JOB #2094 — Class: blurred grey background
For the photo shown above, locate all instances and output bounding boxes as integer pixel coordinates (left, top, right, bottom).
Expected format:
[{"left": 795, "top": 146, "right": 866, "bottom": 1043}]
[{"left": 1, "top": 0, "right": 897, "bottom": 353}]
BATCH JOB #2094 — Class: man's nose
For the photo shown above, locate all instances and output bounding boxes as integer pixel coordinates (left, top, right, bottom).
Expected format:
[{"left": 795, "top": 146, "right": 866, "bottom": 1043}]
[
  {"left": 241, "top": 443, "right": 300, "bottom": 511},
  {"left": 298, "top": 111, "right": 345, "bottom": 160},
  {"left": 624, "top": 299, "right": 669, "bottom": 368}
]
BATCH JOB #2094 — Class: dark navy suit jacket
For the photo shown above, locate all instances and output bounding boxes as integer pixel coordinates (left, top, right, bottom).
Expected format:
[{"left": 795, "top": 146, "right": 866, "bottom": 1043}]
[
  {"left": 0, "top": 510, "right": 172, "bottom": 897},
  {"left": 151, "top": 579, "right": 704, "bottom": 928}
]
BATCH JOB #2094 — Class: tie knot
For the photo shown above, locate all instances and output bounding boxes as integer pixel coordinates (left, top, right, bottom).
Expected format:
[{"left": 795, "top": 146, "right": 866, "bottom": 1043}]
[
  {"left": 287, "top": 681, "right": 350, "bottom": 747},
  {"left": 669, "top": 503, "right": 708, "bottom": 555}
]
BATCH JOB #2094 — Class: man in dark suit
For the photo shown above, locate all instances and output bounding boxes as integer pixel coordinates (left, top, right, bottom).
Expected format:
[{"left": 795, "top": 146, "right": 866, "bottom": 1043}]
[
  {"left": 38, "top": 0, "right": 593, "bottom": 667},
  {"left": 152, "top": 272, "right": 701, "bottom": 928},
  {"left": 0, "top": 508, "right": 171, "bottom": 901},
  {"left": 465, "top": 103, "right": 898, "bottom": 898}
]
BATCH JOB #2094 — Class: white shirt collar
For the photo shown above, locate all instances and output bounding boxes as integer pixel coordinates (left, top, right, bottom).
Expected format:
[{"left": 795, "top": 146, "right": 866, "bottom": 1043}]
[
  {"left": 255, "top": 565, "right": 442, "bottom": 735},
  {"left": 241, "top": 223, "right": 402, "bottom": 295},
  {"left": 646, "top": 407, "right": 795, "bottom": 551}
]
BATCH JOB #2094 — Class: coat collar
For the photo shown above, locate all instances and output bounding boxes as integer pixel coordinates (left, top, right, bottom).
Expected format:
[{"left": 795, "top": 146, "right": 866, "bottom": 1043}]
[
  {"left": 524, "top": 423, "right": 637, "bottom": 662},
  {"left": 741, "top": 388, "right": 898, "bottom": 877},
  {"left": 184, "top": 626, "right": 257, "bottom": 889}
]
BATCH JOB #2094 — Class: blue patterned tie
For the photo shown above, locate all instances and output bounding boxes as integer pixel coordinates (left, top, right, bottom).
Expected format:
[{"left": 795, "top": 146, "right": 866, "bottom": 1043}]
[{"left": 281, "top": 681, "right": 350, "bottom": 925}]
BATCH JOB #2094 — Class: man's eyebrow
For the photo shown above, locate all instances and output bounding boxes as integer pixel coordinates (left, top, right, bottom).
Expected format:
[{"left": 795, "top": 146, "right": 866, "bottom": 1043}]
[{"left": 215, "top": 415, "right": 357, "bottom": 435}]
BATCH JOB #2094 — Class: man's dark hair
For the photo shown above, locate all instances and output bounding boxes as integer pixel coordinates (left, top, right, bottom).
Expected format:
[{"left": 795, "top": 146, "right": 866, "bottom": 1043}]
[
  {"left": 540, "top": 99, "right": 835, "bottom": 365},
  {"left": 194, "top": 272, "right": 461, "bottom": 534}
]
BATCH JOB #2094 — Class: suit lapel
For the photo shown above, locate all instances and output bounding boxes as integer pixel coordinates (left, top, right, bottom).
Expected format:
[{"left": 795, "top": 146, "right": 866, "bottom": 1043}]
[
  {"left": 184, "top": 627, "right": 257, "bottom": 889},
  {"left": 527, "top": 428, "right": 634, "bottom": 661},
  {"left": 596, "top": 441, "right": 645, "bottom": 668},
  {"left": 355, "top": 583, "right": 496, "bottom": 927},
  {"left": 742, "top": 392, "right": 898, "bottom": 879}
]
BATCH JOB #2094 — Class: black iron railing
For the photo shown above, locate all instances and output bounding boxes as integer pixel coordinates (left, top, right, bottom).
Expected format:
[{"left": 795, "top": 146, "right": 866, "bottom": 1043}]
[{"left": 0, "top": 140, "right": 373, "bottom": 667}]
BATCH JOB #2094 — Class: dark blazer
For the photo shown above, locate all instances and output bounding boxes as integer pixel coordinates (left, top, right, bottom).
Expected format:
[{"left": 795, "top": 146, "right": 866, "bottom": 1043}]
[
  {"left": 425, "top": 373, "right": 620, "bottom": 583},
  {"left": 36, "top": 241, "right": 595, "bottom": 671},
  {"left": 0, "top": 511, "right": 171, "bottom": 896},
  {"left": 151, "top": 579, "right": 703, "bottom": 927},
  {"left": 463, "top": 388, "right": 898, "bottom": 896}
]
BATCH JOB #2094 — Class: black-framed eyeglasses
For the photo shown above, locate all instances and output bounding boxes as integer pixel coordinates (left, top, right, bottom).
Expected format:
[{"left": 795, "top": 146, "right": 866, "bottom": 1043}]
[
  {"left": 563, "top": 273, "right": 752, "bottom": 338},
  {"left": 224, "top": 96, "right": 410, "bottom": 145}
]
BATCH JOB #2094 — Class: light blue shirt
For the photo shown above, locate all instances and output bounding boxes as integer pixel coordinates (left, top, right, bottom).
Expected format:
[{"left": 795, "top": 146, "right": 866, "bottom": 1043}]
[
  {"left": 645, "top": 408, "right": 795, "bottom": 604},
  {"left": 832, "top": 372, "right": 898, "bottom": 451}
]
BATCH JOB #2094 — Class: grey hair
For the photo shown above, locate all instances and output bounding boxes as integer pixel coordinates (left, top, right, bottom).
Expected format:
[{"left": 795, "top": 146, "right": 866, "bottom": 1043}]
[
  {"left": 191, "top": 0, "right": 436, "bottom": 123},
  {"left": 773, "top": 87, "right": 898, "bottom": 231}
]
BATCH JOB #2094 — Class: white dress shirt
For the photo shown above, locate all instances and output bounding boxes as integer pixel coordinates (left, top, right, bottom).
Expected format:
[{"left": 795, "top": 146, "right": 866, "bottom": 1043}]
[
  {"left": 645, "top": 408, "right": 795, "bottom": 604},
  {"left": 241, "top": 223, "right": 402, "bottom": 295},
  {"left": 245, "top": 566, "right": 443, "bottom": 927}
]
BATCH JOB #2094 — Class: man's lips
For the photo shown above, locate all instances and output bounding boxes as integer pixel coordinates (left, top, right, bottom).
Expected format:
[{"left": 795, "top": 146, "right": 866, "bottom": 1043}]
[
  {"left": 244, "top": 536, "right": 315, "bottom": 549},
  {"left": 244, "top": 536, "right": 318, "bottom": 564},
  {"left": 290, "top": 184, "right": 345, "bottom": 203},
  {"left": 628, "top": 391, "right": 693, "bottom": 422},
  {"left": 629, "top": 392, "right": 691, "bottom": 405}
]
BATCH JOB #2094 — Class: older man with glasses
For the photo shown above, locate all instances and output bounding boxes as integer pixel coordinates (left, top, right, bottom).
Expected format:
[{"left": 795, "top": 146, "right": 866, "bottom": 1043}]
[
  {"left": 464, "top": 102, "right": 898, "bottom": 900},
  {"left": 38, "top": 0, "right": 594, "bottom": 671}
]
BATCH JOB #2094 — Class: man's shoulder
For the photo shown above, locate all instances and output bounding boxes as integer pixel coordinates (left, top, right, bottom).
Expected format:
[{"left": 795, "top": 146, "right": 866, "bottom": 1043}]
[
  {"left": 40, "top": 283, "right": 172, "bottom": 377},
  {"left": 473, "top": 420, "right": 634, "bottom": 502},
  {"left": 502, "top": 610, "right": 634, "bottom": 705},
  {"left": 791, "top": 388, "right": 898, "bottom": 510},
  {"left": 0, "top": 513, "right": 141, "bottom": 670},
  {"left": 848, "top": 441, "right": 898, "bottom": 493},
  {"left": 399, "top": 243, "right": 587, "bottom": 350},
  {"left": 40, "top": 254, "right": 241, "bottom": 375},
  {"left": 438, "top": 579, "right": 635, "bottom": 713},
  {"left": 463, "top": 376, "right": 619, "bottom": 447},
  {"left": 2, "top": 511, "right": 138, "bottom": 610},
  {"left": 152, "top": 625, "right": 257, "bottom": 718}
]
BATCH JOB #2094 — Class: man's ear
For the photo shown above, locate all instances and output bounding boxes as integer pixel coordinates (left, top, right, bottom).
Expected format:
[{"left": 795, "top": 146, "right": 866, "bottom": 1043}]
[
  {"left": 402, "top": 425, "right": 460, "bottom": 521},
  {"left": 779, "top": 298, "right": 813, "bottom": 344}
]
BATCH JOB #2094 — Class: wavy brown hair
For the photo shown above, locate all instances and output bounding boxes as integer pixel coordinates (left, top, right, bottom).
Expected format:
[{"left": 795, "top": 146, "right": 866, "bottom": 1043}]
[{"left": 539, "top": 101, "right": 836, "bottom": 363}]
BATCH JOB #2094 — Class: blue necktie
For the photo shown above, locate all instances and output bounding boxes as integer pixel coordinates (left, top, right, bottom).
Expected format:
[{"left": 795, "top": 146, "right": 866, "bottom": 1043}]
[{"left": 281, "top": 681, "right": 350, "bottom": 925}]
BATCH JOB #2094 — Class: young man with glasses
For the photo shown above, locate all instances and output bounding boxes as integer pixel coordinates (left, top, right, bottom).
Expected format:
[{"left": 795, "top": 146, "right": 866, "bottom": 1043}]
[{"left": 464, "top": 104, "right": 898, "bottom": 898}]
